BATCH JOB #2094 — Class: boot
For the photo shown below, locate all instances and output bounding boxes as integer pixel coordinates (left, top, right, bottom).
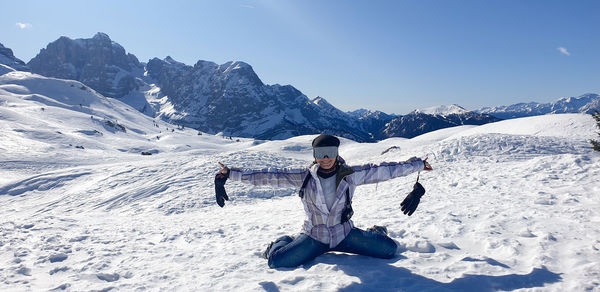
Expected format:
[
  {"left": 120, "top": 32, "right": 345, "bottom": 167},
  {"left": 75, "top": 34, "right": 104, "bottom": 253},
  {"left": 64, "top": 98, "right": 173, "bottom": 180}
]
[
  {"left": 262, "top": 241, "right": 275, "bottom": 259},
  {"left": 367, "top": 225, "right": 388, "bottom": 236},
  {"left": 262, "top": 235, "right": 294, "bottom": 259}
]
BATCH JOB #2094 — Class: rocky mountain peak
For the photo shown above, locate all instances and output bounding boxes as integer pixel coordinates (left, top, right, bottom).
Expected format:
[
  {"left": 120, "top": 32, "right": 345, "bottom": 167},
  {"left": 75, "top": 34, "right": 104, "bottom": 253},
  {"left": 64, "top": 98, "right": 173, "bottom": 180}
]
[
  {"left": 28, "top": 33, "right": 143, "bottom": 98},
  {"left": 218, "top": 61, "right": 263, "bottom": 87},
  {"left": 92, "top": 32, "right": 111, "bottom": 41},
  {"left": 164, "top": 56, "right": 183, "bottom": 65}
]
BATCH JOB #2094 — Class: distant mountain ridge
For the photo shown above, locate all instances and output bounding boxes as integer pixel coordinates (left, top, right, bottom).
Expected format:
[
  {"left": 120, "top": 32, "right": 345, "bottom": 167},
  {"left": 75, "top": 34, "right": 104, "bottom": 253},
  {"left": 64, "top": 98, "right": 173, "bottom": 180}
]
[
  {"left": 413, "top": 104, "right": 469, "bottom": 116},
  {"left": 3, "top": 33, "right": 597, "bottom": 141},
  {"left": 475, "top": 93, "right": 600, "bottom": 119},
  {"left": 379, "top": 105, "right": 500, "bottom": 139}
]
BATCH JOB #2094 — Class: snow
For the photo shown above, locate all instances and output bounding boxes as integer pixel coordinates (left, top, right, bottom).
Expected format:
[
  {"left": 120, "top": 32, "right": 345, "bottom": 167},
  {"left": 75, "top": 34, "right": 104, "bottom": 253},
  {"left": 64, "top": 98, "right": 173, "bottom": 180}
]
[
  {"left": 452, "top": 114, "right": 597, "bottom": 139},
  {"left": 1, "top": 71, "right": 600, "bottom": 291},
  {"left": 0, "top": 64, "right": 16, "bottom": 76},
  {"left": 413, "top": 104, "right": 469, "bottom": 116}
]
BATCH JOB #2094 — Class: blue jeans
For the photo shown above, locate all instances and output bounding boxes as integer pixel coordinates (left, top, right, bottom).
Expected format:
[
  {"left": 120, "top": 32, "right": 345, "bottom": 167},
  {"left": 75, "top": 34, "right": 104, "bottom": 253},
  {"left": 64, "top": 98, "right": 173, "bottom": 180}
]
[{"left": 267, "top": 228, "right": 398, "bottom": 268}]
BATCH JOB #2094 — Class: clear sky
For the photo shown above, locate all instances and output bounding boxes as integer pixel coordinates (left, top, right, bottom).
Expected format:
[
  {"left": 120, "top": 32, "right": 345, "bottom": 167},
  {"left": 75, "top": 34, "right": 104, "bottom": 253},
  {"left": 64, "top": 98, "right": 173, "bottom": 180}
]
[{"left": 1, "top": 0, "right": 599, "bottom": 114}]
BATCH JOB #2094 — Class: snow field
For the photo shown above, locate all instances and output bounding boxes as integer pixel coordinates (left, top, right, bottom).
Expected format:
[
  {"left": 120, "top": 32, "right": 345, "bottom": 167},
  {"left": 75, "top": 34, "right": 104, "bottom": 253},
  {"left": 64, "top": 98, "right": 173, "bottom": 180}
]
[
  {"left": 2, "top": 122, "right": 599, "bottom": 291},
  {"left": 1, "top": 71, "right": 600, "bottom": 291}
]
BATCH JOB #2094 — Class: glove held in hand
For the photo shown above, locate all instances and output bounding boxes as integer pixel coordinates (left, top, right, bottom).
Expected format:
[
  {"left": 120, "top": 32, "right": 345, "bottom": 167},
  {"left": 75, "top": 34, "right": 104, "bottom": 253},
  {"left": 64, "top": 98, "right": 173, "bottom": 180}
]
[{"left": 400, "top": 181, "right": 425, "bottom": 216}]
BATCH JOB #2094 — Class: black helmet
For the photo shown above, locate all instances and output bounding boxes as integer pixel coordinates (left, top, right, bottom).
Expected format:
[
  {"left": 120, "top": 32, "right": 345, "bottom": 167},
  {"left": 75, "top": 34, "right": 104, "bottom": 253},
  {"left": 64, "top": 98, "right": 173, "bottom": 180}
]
[{"left": 312, "top": 134, "right": 340, "bottom": 148}]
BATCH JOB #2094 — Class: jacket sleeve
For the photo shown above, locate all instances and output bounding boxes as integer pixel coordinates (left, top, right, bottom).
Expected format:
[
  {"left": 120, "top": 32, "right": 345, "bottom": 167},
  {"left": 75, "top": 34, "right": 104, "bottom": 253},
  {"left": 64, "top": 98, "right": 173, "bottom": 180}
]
[
  {"left": 347, "top": 158, "right": 424, "bottom": 186},
  {"left": 229, "top": 167, "right": 308, "bottom": 188}
]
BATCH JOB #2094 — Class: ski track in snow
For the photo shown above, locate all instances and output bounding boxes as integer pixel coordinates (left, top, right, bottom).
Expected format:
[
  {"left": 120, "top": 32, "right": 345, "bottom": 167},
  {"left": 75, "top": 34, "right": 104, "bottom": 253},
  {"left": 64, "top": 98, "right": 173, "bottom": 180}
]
[{"left": 1, "top": 110, "right": 600, "bottom": 290}]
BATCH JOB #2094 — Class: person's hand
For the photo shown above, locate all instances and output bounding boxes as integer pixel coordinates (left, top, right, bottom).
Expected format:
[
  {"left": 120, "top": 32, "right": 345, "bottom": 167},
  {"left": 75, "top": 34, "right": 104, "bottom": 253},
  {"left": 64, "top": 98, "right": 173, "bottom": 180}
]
[
  {"left": 423, "top": 157, "right": 433, "bottom": 171},
  {"left": 217, "top": 162, "right": 230, "bottom": 177},
  {"left": 215, "top": 162, "right": 230, "bottom": 207}
]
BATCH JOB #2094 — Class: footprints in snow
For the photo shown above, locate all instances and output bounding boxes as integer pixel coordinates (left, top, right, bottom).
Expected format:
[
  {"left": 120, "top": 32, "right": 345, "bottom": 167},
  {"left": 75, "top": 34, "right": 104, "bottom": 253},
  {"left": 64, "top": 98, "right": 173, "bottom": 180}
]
[
  {"left": 96, "top": 273, "right": 120, "bottom": 282},
  {"left": 48, "top": 253, "right": 68, "bottom": 263},
  {"left": 1, "top": 219, "right": 132, "bottom": 289},
  {"left": 49, "top": 266, "right": 70, "bottom": 275}
]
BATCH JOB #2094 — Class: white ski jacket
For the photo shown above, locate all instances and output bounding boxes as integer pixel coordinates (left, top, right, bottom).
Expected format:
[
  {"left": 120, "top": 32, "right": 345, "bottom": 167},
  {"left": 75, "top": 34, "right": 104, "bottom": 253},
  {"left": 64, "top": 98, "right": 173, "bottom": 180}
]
[{"left": 229, "top": 157, "right": 424, "bottom": 248}]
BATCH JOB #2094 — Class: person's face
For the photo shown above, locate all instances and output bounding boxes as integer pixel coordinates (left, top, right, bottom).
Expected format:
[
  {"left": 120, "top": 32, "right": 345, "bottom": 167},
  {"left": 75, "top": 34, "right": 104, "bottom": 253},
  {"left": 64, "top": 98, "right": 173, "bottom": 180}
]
[{"left": 316, "top": 157, "right": 336, "bottom": 170}]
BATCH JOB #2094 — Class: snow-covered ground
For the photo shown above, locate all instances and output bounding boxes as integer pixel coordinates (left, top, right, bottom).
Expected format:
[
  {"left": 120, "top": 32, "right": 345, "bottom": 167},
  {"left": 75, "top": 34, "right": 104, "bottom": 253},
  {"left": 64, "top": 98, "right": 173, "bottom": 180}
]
[{"left": 1, "top": 71, "right": 600, "bottom": 291}]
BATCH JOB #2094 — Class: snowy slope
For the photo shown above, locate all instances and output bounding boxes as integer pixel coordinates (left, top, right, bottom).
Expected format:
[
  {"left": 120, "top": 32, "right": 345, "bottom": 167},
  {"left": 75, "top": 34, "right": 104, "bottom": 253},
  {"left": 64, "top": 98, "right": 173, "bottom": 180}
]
[
  {"left": 1, "top": 73, "right": 599, "bottom": 292},
  {"left": 0, "top": 64, "right": 15, "bottom": 76},
  {"left": 0, "top": 71, "right": 253, "bottom": 182}
]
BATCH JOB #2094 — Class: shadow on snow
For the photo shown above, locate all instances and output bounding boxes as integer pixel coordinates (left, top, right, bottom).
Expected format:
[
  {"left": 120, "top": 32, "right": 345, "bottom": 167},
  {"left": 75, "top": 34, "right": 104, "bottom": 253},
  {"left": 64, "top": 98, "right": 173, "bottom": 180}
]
[{"left": 261, "top": 253, "right": 561, "bottom": 292}]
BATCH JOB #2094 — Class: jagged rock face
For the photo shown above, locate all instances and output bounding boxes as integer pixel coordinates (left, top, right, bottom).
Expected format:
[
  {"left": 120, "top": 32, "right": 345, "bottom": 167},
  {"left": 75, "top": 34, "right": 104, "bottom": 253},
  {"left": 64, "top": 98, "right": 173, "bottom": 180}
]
[
  {"left": 22, "top": 33, "right": 507, "bottom": 142},
  {"left": 476, "top": 94, "right": 600, "bottom": 119},
  {"left": 379, "top": 112, "right": 500, "bottom": 139},
  {"left": 0, "top": 43, "right": 29, "bottom": 72},
  {"left": 146, "top": 57, "right": 372, "bottom": 141},
  {"left": 28, "top": 33, "right": 143, "bottom": 98}
]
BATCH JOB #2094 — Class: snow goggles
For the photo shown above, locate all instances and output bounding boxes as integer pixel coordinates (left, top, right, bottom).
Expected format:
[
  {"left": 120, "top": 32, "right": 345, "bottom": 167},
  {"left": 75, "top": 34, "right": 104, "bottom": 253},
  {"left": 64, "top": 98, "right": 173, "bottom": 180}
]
[{"left": 313, "top": 146, "right": 338, "bottom": 159}]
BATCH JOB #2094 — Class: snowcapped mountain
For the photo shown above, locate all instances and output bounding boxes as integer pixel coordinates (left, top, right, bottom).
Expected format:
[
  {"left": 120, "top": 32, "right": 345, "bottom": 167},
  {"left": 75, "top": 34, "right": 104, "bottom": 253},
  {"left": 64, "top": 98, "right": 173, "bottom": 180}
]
[
  {"left": 25, "top": 32, "right": 600, "bottom": 142},
  {"left": 145, "top": 56, "right": 372, "bottom": 141},
  {"left": 476, "top": 93, "right": 600, "bottom": 119},
  {"left": 23, "top": 33, "right": 372, "bottom": 141},
  {"left": 28, "top": 33, "right": 144, "bottom": 99},
  {"left": 378, "top": 105, "right": 500, "bottom": 139},
  {"left": 347, "top": 109, "right": 398, "bottom": 138},
  {"left": 412, "top": 104, "right": 469, "bottom": 116},
  {"left": 0, "top": 43, "right": 29, "bottom": 74},
  {"left": 21, "top": 33, "right": 506, "bottom": 142}
]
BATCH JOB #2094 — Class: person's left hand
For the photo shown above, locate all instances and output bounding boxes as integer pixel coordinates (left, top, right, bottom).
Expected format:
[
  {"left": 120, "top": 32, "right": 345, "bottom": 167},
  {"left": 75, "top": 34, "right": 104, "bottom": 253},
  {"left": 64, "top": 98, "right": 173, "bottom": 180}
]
[
  {"left": 217, "top": 162, "right": 230, "bottom": 177},
  {"left": 423, "top": 157, "right": 433, "bottom": 171}
]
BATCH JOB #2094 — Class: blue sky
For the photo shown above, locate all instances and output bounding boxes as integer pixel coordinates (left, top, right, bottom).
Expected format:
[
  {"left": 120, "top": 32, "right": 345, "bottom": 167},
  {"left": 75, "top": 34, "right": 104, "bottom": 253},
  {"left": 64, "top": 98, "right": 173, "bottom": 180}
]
[{"left": 2, "top": 0, "right": 599, "bottom": 114}]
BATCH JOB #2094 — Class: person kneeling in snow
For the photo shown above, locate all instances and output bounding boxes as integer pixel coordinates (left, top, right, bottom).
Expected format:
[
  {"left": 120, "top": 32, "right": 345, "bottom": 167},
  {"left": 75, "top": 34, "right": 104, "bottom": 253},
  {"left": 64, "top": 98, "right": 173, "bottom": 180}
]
[{"left": 214, "top": 134, "right": 433, "bottom": 268}]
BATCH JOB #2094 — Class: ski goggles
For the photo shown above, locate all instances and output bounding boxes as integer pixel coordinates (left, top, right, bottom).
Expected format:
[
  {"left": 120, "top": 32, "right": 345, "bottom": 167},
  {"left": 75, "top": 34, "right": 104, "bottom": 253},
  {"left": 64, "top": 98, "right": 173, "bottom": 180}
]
[{"left": 313, "top": 146, "right": 338, "bottom": 159}]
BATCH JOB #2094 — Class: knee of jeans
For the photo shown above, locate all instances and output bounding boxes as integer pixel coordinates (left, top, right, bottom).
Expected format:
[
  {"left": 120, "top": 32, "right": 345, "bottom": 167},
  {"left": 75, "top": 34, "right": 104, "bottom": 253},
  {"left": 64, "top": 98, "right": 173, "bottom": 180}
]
[
  {"left": 381, "top": 239, "right": 398, "bottom": 259},
  {"left": 276, "top": 235, "right": 294, "bottom": 244}
]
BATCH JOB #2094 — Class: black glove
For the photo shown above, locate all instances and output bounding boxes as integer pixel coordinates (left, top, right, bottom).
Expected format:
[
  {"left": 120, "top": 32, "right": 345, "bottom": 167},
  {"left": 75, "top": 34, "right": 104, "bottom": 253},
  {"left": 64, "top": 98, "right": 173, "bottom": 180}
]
[
  {"left": 214, "top": 170, "right": 230, "bottom": 207},
  {"left": 400, "top": 181, "right": 425, "bottom": 216}
]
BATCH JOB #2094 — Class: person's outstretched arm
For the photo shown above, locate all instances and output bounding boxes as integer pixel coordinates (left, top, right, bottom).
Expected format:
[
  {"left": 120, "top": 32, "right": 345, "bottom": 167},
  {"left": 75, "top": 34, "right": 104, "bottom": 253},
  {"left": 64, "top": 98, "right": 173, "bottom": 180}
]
[
  {"left": 218, "top": 162, "right": 308, "bottom": 188},
  {"left": 347, "top": 157, "right": 432, "bottom": 186}
]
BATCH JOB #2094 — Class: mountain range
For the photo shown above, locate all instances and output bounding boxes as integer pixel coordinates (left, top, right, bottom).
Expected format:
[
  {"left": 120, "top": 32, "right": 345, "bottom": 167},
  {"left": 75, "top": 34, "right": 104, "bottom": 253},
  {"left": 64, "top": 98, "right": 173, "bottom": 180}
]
[
  {"left": 1, "top": 33, "right": 599, "bottom": 141},
  {"left": 475, "top": 93, "right": 600, "bottom": 119}
]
